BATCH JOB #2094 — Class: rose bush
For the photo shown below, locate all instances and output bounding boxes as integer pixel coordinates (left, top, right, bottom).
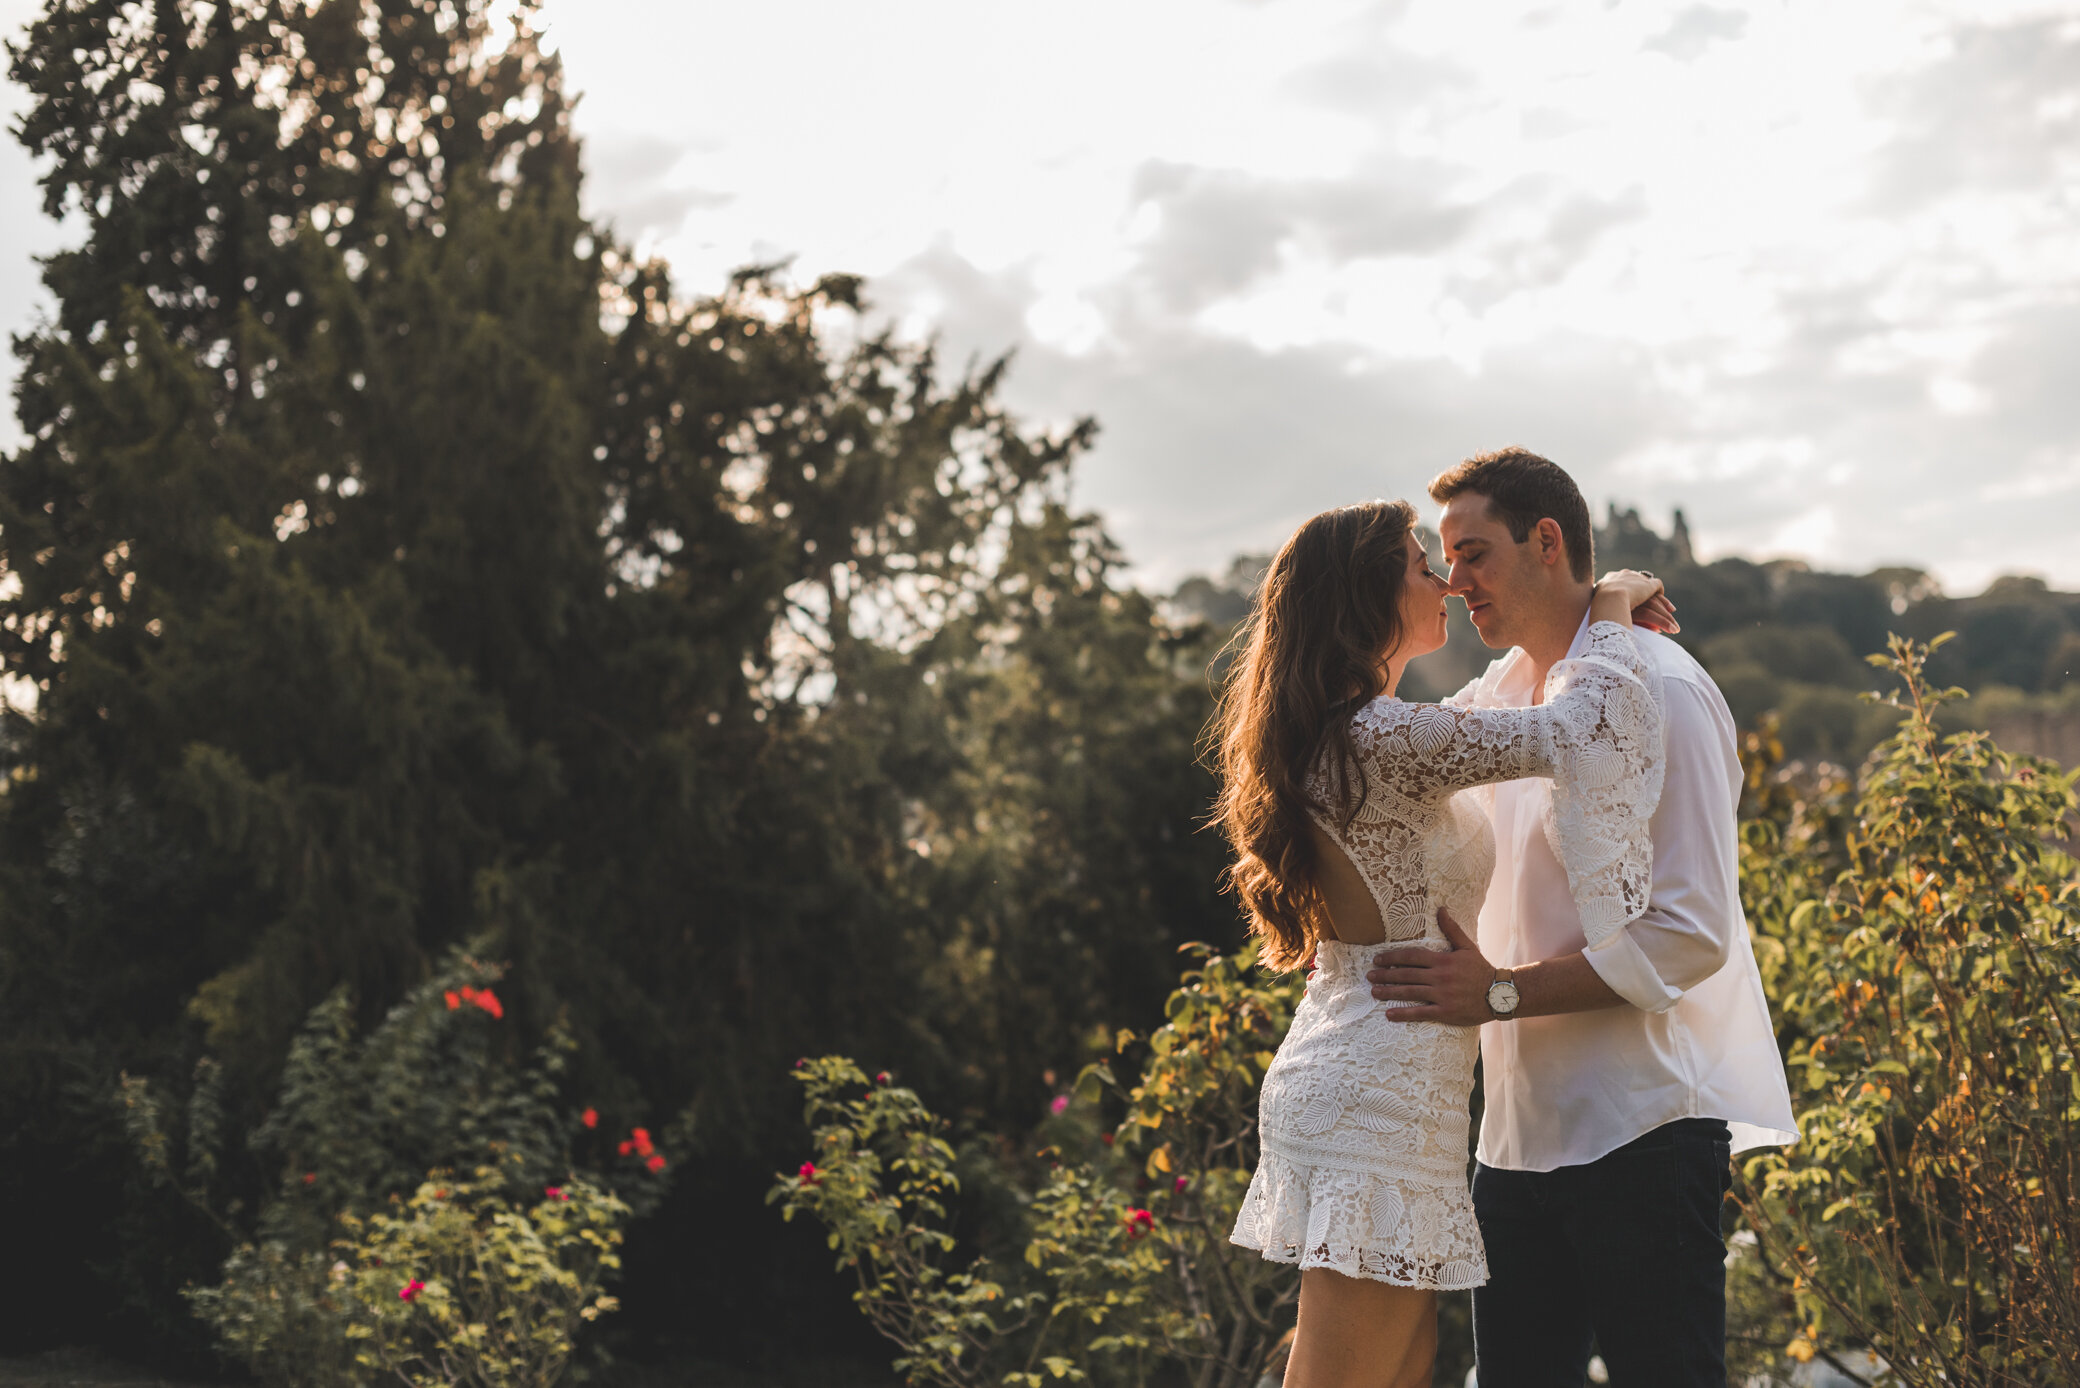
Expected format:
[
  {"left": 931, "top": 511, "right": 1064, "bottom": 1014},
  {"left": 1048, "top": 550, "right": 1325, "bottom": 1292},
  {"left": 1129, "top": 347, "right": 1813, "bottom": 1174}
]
[
  {"left": 771, "top": 943, "right": 1304, "bottom": 1388},
  {"left": 120, "top": 942, "right": 675, "bottom": 1386}
]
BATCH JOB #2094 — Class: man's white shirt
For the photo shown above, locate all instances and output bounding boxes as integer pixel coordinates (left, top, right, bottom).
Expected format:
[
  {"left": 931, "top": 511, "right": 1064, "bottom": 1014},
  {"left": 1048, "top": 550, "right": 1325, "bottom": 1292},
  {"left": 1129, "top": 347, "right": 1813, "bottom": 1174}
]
[{"left": 1457, "top": 612, "right": 1797, "bottom": 1172}]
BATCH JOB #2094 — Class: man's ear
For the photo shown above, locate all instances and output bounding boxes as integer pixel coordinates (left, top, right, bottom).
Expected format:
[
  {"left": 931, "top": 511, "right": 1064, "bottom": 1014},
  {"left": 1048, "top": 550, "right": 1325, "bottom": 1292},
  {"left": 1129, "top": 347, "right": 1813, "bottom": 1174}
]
[{"left": 1534, "top": 517, "right": 1567, "bottom": 569}]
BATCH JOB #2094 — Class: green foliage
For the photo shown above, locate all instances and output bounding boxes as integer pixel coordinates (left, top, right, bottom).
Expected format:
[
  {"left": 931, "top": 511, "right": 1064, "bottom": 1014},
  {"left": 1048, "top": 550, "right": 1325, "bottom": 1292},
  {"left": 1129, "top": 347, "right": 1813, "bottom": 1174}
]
[
  {"left": 770, "top": 1057, "right": 1039, "bottom": 1388},
  {"left": 121, "top": 943, "right": 659, "bottom": 1385},
  {"left": 771, "top": 946, "right": 1304, "bottom": 1388},
  {"left": 176, "top": 1171, "right": 626, "bottom": 1388},
  {"left": 1053, "top": 944, "right": 1302, "bottom": 1381},
  {"left": 1737, "top": 635, "right": 2080, "bottom": 1385}
]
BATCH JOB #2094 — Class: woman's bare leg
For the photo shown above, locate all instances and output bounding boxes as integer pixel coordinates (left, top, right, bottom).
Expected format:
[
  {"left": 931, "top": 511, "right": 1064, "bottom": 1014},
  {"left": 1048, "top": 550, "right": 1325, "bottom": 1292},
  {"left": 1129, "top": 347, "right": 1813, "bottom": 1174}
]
[{"left": 1284, "top": 1268, "right": 1436, "bottom": 1388}]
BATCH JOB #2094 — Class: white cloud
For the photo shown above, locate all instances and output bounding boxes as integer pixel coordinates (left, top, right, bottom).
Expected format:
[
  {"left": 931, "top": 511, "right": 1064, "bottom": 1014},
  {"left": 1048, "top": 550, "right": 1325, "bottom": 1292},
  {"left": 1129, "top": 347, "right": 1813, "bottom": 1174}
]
[{"left": 4, "top": 0, "right": 2077, "bottom": 591}]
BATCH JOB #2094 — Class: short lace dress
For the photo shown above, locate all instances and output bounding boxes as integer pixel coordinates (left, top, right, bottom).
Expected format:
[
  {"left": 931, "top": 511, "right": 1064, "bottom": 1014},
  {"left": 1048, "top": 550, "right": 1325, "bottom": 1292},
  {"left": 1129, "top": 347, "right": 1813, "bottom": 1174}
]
[{"left": 1229, "top": 621, "right": 1665, "bottom": 1289}]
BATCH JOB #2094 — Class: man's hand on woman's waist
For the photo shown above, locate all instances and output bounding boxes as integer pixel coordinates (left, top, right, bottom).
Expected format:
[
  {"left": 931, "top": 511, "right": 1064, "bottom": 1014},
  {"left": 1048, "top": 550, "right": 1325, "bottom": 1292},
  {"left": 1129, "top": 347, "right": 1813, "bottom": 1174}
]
[{"left": 1369, "top": 907, "right": 1626, "bottom": 1025}]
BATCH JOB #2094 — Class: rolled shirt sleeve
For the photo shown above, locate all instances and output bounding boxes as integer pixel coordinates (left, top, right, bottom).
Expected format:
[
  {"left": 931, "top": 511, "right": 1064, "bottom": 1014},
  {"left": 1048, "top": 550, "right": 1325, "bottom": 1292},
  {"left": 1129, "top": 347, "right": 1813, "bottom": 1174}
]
[{"left": 1582, "top": 673, "right": 1743, "bottom": 1014}]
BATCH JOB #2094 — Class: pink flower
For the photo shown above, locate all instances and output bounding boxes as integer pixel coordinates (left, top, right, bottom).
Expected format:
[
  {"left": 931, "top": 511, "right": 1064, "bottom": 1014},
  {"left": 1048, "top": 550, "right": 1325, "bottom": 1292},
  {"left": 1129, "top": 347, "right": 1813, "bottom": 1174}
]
[
  {"left": 1124, "top": 1208, "right": 1155, "bottom": 1239},
  {"left": 799, "top": 1161, "right": 820, "bottom": 1186},
  {"left": 544, "top": 1186, "right": 569, "bottom": 1201},
  {"left": 399, "top": 1278, "right": 425, "bottom": 1302},
  {"left": 1174, "top": 1175, "right": 1189, "bottom": 1192},
  {"left": 874, "top": 1071, "right": 891, "bottom": 1085},
  {"left": 1049, "top": 1094, "right": 1070, "bottom": 1116}
]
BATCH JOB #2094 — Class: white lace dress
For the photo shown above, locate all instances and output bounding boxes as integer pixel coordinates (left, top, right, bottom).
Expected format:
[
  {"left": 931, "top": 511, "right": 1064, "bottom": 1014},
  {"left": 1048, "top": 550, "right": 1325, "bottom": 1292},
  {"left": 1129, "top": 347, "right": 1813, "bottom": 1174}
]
[{"left": 1230, "top": 621, "right": 1665, "bottom": 1288}]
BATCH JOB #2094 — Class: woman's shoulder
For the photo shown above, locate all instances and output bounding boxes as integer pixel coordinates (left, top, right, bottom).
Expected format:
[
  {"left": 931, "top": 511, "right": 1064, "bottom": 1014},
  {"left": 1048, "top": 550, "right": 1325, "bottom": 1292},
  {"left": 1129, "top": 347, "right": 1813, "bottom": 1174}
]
[{"left": 1346, "top": 693, "right": 1408, "bottom": 730}]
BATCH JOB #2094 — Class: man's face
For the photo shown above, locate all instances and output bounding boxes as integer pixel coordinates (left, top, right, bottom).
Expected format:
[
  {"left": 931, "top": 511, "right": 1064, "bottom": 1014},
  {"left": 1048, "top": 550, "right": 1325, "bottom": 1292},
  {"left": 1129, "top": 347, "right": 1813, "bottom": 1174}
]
[{"left": 1438, "top": 493, "right": 1543, "bottom": 650}]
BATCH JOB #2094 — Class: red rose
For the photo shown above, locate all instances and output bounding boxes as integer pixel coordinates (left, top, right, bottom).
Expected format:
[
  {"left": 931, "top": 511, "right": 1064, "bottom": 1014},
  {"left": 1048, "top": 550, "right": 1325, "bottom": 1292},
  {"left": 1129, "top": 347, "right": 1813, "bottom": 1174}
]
[
  {"left": 581, "top": 1107, "right": 599, "bottom": 1129},
  {"left": 646, "top": 1153, "right": 667, "bottom": 1173}
]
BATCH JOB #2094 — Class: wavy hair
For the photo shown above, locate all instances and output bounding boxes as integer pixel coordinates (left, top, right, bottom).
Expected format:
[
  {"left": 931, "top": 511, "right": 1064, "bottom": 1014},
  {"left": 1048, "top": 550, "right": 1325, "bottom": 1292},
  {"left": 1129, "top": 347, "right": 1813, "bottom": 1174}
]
[{"left": 1209, "top": 500, "right": 1419, "bottom": 970}]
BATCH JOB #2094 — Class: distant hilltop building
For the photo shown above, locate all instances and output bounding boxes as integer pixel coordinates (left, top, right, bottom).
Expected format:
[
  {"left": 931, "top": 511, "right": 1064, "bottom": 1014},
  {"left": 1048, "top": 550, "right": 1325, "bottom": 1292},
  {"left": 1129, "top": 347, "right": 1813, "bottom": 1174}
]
[{"left": 1598, "top": 504, "right": 1695, "bottom": 572}]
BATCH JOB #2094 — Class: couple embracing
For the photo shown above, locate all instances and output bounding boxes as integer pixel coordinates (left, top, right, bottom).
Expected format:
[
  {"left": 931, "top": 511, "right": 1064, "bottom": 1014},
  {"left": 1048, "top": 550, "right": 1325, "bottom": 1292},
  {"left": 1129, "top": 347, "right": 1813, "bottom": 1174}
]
[{"left": 1214, "top": 449, "right": 1797, "bottom": 1387}]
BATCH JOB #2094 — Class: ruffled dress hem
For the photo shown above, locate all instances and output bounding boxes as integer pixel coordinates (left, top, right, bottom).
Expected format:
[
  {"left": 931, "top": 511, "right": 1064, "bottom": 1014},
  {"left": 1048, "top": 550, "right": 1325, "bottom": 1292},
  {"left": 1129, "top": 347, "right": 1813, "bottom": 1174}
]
[{"left": 1229, "top": 1144, "right": 1488, "bottom": 1291}]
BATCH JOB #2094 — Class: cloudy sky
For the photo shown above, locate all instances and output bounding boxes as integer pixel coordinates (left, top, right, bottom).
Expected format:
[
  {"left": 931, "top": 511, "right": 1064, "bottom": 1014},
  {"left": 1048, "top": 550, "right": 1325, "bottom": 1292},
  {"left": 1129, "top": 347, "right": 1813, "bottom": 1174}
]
[{"left": 5, "top": 0, "right": 2079, "bottom": 592}]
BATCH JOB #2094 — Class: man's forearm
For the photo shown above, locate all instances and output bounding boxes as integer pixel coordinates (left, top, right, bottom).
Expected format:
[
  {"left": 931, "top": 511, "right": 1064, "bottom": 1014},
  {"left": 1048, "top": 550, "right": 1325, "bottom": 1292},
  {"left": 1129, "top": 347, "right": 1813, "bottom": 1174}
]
[{"left": 1509, "top": 951, "right": 1626, "bottom": 1019}]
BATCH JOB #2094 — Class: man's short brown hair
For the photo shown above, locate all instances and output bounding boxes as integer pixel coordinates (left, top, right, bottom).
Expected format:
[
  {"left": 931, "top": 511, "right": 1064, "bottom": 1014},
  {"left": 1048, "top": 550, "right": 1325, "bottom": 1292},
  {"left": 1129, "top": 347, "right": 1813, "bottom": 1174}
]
[{"left": 1428, "top": 447, "right": 1594, "bottom": 583}]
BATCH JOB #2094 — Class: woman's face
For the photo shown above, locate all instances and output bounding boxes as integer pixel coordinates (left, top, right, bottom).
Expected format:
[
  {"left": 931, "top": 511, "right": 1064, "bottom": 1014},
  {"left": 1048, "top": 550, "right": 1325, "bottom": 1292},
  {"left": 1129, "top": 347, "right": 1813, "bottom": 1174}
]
[{"left": 1392, "top": 531, "right": 1453, "bottom": 663}]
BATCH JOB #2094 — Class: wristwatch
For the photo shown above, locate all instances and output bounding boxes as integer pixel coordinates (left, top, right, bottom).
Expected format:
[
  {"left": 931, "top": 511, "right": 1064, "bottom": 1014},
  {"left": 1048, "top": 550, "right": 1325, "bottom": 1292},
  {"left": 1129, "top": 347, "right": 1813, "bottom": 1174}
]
[{"left": 1485, "top": 968, "right": 1521, "bottom": 1020}]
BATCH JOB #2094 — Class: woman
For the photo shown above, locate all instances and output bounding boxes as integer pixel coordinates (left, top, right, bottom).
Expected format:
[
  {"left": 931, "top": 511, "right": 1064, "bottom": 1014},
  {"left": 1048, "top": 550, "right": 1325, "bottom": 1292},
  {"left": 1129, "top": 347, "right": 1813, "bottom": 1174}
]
[{"left": 1215, "top": 501, "right": 1668, "bottom": 1387}]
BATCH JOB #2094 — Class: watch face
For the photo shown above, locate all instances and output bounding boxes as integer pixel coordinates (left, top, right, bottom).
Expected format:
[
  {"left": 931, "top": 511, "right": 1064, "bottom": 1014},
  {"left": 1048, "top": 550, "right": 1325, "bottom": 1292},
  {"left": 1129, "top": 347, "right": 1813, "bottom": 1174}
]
[{"left": 1487, "top": 980, "right": 1521, "bottom": 1015}]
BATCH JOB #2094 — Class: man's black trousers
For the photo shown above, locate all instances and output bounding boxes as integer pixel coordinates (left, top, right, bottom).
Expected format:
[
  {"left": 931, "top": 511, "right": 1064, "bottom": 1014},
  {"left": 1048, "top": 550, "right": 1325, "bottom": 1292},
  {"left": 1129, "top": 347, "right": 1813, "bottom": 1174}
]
[{"left": 1470, "top": 1117, "right": 1732, "bottom": 1387}]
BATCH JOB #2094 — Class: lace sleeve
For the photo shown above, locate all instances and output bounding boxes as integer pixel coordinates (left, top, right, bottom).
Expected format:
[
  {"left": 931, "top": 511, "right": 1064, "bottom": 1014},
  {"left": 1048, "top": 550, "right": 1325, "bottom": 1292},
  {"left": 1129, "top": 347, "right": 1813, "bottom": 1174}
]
[
  {"left": 1536, "top": 621, "right": 1667, "bottom": 947},
  {"left": 1342, "top": 698, "right": 1549, "bottom": 804}
]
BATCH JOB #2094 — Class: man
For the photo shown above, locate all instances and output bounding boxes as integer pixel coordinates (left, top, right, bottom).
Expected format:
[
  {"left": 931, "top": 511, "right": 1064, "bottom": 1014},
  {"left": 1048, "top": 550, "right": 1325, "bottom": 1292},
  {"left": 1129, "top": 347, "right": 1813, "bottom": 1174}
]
[{"left": 1367, "top": 448, "right": 1796, "bottom": 1387}]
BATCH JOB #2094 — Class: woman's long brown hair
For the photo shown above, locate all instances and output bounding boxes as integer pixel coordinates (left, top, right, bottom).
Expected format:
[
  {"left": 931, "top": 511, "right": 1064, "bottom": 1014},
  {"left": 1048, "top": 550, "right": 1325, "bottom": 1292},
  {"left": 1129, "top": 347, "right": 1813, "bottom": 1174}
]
[{"left": 1209, "top": 500, "right": 1419, "bottom": 970}]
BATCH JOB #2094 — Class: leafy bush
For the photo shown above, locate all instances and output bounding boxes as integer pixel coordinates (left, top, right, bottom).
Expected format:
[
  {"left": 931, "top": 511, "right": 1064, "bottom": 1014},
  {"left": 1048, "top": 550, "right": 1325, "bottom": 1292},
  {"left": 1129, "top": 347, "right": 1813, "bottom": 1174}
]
[
  {"left": 178, "top": 1172, "right": 626, "bottom": 1388},
  {"left": 121, "top": 944, "right": 671, "bottom": 1386},
  {"left": 770, "top": 945, "right": 1304, "bottom": 1388},
  {"left": 1738, "top": 636, "right": 2080, "bottom": 1385}
]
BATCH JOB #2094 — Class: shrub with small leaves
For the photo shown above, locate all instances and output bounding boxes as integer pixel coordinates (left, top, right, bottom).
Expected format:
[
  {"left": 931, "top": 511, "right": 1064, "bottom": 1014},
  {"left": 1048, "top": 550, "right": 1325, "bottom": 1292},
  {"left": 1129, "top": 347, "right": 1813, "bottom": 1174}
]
[
  {"left": 769, "top": 1057, "right": 1042, "bottom": 1388},
  {"left": 330, "top": 1170, "right": 625, "bottom": 1388},
  {"left": 122, "top": 939, "right": 672, "bottom": 1387},
  {"left": 1737, "top": 635, "right": 2080, "bottom": 1386},
  {"left": 772, "top": 944, "right": 1303, "bottom": 1388}
]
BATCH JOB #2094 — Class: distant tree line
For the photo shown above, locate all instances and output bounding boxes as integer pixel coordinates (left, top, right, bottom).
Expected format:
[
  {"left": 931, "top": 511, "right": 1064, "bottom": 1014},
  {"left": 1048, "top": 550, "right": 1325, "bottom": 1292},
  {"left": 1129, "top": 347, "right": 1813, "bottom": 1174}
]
[{"left": 1174, "top": 506, "right": 2080, "bottom": 766}]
